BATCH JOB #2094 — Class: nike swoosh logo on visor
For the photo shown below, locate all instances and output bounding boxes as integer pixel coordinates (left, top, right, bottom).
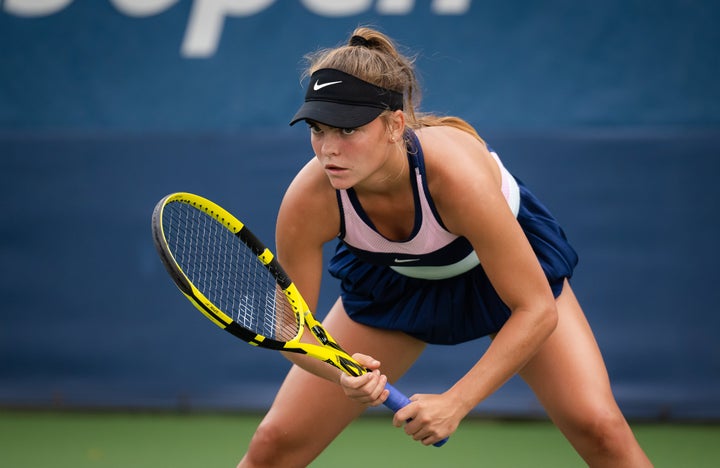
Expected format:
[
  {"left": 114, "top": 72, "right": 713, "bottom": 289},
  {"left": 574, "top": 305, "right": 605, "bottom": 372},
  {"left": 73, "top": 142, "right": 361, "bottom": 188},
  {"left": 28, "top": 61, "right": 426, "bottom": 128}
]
[
  {"left": 313, "top": 80, "right": 342, "bottom": 91},
  {"left": 394, "top": 258, "right": 420, "bottom": 263}
]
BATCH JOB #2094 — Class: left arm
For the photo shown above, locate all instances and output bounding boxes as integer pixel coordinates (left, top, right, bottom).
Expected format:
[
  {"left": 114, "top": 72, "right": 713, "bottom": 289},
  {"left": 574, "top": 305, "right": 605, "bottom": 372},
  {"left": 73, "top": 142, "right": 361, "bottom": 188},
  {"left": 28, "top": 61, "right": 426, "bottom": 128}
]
[{"left": 396, "top": 127, "right": 559, "bottom": 444}]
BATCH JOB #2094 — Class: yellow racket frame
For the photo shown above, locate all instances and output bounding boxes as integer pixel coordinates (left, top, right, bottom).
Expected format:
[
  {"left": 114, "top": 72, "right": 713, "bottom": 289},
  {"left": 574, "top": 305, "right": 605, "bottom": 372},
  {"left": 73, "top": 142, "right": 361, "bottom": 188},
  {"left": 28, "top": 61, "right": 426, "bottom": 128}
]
[{"left": 153, "top": 192, "right": 366, "bottom": 377}]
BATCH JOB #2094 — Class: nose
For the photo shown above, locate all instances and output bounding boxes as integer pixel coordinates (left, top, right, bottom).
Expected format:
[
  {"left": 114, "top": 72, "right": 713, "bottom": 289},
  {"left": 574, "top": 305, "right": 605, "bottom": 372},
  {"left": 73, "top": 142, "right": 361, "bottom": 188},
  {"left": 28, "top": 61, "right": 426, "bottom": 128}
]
[{"left": 321, "top": 133, "right": 341, "bottom": 157}]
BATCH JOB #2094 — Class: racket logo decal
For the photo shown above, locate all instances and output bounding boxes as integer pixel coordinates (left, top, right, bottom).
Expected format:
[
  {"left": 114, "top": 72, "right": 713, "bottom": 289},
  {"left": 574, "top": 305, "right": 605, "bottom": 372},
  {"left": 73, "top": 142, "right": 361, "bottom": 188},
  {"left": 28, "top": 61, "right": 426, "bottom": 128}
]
[
  {"left": 336, "top": 356, "right": 365, "bottom": 377},
  {"left": 311, "top": 325, "right": 330, "bottom": 345}
]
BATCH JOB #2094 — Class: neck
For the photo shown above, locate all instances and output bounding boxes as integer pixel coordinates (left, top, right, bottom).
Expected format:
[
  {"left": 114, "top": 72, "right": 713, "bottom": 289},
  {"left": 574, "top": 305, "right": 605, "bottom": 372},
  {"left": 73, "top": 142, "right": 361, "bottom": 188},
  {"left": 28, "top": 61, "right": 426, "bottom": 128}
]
[{"left": 358, "top": 139, "right": 408, "bottom": 196}]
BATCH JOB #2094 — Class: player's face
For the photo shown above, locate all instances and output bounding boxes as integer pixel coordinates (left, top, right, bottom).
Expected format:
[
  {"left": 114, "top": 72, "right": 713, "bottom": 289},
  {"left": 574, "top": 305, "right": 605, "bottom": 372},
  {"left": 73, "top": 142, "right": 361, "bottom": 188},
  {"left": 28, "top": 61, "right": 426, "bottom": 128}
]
[{"left": 309, "top": 117, "right": 399, "bottom": 190}]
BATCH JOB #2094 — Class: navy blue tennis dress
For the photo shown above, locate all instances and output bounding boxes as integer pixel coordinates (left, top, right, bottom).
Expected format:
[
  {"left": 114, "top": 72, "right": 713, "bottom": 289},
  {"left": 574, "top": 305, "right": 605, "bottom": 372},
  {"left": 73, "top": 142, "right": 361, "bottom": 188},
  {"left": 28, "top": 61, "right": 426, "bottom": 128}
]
[{"left": 328, "top": 130, "right": 578, "bottom": 345}]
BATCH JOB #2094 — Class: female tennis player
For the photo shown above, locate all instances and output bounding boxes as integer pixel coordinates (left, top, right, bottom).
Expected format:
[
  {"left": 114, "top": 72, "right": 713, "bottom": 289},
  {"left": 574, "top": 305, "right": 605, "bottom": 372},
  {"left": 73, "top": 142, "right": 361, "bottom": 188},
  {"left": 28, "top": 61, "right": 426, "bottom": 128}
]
[{"left": 238, "top": 27, "right": 651, "bottom": 467}]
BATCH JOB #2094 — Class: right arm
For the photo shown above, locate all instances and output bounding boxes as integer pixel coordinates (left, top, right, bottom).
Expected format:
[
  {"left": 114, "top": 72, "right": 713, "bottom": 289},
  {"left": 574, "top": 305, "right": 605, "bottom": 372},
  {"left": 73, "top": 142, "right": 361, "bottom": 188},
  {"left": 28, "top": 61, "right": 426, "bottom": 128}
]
[{"left": 274, "top": 158, "right": 345, "bottom": 382}]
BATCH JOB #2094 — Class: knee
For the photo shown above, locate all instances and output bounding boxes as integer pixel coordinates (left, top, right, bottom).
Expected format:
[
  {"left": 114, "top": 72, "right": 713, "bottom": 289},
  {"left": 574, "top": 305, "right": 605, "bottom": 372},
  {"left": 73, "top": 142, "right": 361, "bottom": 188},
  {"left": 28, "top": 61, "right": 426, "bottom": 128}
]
[
  {"left": 572, "top": 407, "right": 636, "bottom": 457},
  {"left": 242, "top": 420, "right": 298, "bottom": 467}
]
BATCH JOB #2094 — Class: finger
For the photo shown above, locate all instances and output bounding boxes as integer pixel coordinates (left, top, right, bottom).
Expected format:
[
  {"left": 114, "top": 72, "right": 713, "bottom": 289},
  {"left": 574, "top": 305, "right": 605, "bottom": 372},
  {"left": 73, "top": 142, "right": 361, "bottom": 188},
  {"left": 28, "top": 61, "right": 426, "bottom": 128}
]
[
  {"left": 339, "top": 370, "right": 373, "bottom": 390},
  {"left": 358, "top": 372, "right": 387, "bottom": 402},
  {"left": 351, "top": 352, "right": 381, "bottom": 370},
  {"left": 404, "top": 420, "right": 436, "bottom": 445},
  {"left": 392, "top": 402, "right": 416, "bottom": 428},
  {"left": 341, "top": 371, "right": 388, "bottom": 405},
  {"left": 366, "top": 377, "right": 390, "bottom": 406}
]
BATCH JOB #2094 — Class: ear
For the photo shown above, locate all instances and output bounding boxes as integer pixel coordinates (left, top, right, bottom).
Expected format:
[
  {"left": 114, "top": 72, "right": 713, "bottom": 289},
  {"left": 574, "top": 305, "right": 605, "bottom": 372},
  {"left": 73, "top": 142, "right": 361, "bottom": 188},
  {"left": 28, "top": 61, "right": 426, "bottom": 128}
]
[{"left": 387, "top": 109, "right": 405, "bottom": 141}]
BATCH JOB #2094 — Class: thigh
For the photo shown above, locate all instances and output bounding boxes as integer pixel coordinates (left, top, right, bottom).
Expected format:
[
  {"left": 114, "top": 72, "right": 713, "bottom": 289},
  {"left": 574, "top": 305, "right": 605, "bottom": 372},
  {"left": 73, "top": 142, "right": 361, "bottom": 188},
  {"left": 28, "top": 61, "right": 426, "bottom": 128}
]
[
  {"left": 321, "top": 297, "right": 427, "bottom": 382},
  {"left": 518, "top": 281, "right": 621, "bottom": 427}
]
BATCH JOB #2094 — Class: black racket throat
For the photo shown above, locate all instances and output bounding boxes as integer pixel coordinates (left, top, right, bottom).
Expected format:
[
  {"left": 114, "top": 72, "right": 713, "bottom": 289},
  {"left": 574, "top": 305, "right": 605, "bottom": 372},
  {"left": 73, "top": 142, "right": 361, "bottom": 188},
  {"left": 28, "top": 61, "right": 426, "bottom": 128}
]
[
  {"left": 236, "top": 227, "right": 292, "bottom": 289},
  {"left": 225, "top": 322, "right": 288, "bottom": 350}
]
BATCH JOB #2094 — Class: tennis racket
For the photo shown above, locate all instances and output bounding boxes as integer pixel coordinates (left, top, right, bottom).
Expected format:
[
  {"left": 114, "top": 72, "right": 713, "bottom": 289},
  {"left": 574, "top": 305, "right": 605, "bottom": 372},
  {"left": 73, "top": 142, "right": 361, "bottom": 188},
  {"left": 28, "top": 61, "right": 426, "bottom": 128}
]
[{"left": 152, "top": 192, "right": 448, "bottom": 447}]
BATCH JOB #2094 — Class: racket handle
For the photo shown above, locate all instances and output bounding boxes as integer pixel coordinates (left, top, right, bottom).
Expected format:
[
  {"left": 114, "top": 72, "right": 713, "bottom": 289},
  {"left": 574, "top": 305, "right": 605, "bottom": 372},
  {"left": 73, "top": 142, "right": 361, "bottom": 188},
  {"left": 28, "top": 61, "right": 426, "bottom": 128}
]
[{"left": 382, "top": 382, "right": 449, "bottom": 447}]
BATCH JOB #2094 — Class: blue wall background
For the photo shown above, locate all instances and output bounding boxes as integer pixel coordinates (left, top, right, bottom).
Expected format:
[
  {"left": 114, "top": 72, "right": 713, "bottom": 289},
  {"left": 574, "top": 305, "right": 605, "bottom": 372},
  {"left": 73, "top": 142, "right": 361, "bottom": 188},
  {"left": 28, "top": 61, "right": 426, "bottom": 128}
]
[{"left": 1, "top": 0, "right": 719, "bottom": 420}]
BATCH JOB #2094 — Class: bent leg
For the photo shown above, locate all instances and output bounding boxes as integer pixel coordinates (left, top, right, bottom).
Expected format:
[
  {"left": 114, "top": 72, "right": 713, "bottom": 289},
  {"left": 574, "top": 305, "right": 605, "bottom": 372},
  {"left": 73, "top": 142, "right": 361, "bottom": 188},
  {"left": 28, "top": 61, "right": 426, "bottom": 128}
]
[
  {"left": 238, "top": 298, "right": 425, "bottom": 467},
  {"left": 519, "top": 281, "right": 652, "bottom": 468}
]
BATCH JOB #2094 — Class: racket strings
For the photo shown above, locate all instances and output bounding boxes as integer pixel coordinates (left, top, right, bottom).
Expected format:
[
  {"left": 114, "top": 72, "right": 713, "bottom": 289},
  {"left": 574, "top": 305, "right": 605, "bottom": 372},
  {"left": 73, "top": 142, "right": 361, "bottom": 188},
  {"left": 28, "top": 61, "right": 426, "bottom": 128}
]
[{"left": 163, "top": 202, "right": 300, "bottom": 342}]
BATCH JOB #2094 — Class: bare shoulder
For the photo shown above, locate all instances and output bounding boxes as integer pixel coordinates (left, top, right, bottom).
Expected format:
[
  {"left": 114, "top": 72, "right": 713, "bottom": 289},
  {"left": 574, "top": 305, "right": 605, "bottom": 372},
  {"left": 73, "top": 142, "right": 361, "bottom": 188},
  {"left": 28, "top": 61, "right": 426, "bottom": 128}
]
[
  {"left": 414, "top": 126, "right": 500, "bottom": 192},
  {"left": 414, "top": 125, "right": 504, "bottom": 234},
  {"left": 416, "top": 126, "right": 497, "bottom": 177},
  {"left": 415, "top": 125, "right": 485, "bottom": 153}
]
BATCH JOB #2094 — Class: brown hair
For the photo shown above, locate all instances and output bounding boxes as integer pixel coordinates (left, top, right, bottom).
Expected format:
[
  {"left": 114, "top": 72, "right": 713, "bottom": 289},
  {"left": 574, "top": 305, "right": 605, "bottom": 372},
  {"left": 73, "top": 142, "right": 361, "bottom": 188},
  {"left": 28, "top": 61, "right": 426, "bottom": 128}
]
[{"left": 301, "top": 27, "right": 485, "bottom": 144}]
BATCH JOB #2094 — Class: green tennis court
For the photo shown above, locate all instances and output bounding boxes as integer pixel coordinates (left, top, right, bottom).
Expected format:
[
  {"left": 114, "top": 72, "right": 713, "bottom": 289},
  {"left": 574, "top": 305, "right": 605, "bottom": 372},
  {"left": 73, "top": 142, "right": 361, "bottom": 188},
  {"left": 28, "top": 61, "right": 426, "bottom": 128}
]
[{"left": 1, "top": 410, "right": 717, "bottom": 467}]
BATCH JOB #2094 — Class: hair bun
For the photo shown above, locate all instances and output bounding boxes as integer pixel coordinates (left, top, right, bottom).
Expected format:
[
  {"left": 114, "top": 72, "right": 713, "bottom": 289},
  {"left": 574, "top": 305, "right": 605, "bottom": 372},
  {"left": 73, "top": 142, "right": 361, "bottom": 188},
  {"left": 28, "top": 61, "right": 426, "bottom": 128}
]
[{"left": 349, "top": 35, "right": 371, "bottom": 48}]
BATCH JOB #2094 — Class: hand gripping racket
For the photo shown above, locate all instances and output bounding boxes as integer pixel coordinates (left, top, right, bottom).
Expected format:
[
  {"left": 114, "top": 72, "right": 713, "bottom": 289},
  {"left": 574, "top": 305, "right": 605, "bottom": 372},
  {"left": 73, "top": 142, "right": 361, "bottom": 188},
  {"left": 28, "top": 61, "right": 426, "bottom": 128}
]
[{"left": 152, "top": 192, "right": 448, "bottom": 447}]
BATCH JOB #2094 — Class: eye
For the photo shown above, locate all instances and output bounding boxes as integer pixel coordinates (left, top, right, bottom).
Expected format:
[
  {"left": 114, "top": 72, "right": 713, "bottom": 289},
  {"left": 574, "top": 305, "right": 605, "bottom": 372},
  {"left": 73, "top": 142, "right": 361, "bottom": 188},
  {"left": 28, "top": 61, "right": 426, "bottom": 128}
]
[
  {"left": 308, "top": 123, "right": 322, "bottom": 134},
  {"left": 341, "top": 128, "right": 356, "bottom": 135}
]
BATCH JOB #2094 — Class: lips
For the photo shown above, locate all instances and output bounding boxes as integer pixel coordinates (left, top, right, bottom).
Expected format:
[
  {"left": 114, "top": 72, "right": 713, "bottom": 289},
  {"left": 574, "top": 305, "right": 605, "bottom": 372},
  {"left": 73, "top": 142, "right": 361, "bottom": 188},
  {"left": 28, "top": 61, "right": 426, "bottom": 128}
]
[{"left": 324, "top": 164, "right": 347, "bottom": 175}]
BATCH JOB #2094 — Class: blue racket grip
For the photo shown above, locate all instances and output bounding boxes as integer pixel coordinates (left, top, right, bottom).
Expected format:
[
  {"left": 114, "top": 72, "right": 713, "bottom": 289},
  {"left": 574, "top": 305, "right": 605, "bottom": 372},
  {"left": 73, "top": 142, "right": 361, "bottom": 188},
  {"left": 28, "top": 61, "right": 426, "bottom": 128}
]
[{"left": 382, "top": 382, "right": 449, "bottom": 447}]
